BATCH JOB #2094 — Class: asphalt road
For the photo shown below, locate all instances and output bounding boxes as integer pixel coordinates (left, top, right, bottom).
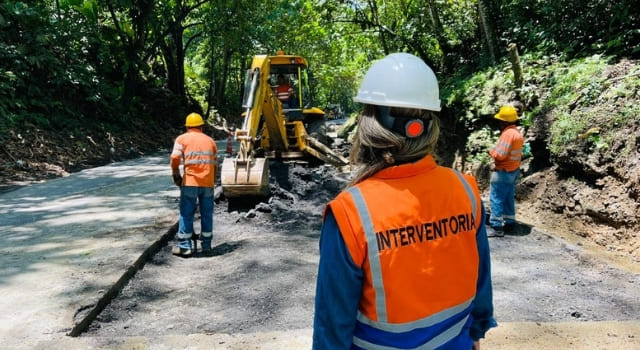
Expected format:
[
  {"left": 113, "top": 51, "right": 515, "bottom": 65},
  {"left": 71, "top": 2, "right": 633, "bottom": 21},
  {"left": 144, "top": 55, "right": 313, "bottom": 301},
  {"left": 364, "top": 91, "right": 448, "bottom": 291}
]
[{"left": 87, "top": 160, "right": 640, "bottom": 349}]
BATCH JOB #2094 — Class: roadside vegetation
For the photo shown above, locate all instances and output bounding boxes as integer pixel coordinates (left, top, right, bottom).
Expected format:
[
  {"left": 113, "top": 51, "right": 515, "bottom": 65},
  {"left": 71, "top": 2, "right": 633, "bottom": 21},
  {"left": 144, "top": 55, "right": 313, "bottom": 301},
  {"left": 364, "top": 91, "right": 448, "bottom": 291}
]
[{"left": 446, "top": 54, "right": 639, "bottom": 167}]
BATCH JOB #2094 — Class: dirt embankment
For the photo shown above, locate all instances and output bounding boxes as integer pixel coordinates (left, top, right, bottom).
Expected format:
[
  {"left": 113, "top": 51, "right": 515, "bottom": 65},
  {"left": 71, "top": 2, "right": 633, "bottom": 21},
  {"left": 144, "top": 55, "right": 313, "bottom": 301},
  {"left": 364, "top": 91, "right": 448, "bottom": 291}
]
[
  {"left": 513, "top": 61, "right": 640, "bottom": 265},
  {"left": 0, "top": 123, "right": 177, "bottom": 192},
  {"left": 452, "top": 59, "right": 640, "bottom": 268}
]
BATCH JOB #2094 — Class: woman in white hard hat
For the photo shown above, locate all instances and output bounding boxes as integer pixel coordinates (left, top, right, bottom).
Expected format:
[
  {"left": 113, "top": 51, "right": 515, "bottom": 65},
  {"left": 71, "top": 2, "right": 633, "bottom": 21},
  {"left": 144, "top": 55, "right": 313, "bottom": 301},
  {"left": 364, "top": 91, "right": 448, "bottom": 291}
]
[{"left": 312, "top": 53, "right": 496, "bottom": 350}]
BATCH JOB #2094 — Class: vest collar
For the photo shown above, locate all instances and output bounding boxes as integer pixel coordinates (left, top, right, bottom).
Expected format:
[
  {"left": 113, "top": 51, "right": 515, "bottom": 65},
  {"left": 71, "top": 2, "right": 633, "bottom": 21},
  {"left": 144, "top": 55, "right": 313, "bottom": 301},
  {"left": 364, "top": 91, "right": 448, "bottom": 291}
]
[{"left": 373, "top": 154, "right": 437, "bottom": 179}]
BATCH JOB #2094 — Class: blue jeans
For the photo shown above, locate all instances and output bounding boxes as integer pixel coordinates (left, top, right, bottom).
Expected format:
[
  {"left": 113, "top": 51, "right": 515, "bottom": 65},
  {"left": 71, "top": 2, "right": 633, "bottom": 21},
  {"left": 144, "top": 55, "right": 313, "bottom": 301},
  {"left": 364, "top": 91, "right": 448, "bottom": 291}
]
[
  {"left": 178, "top": 186, "right": 214, "bottom": 239},
  {"left": 489, "top": 169, "right": 520, "bottom": 228}
]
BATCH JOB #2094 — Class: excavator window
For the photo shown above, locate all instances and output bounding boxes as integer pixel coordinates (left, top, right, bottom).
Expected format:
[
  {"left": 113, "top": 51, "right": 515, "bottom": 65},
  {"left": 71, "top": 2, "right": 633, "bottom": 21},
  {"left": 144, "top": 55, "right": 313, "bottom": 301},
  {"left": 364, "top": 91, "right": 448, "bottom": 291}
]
[{"left": 242, "top": 68, "right": 259, "bottom": 109}]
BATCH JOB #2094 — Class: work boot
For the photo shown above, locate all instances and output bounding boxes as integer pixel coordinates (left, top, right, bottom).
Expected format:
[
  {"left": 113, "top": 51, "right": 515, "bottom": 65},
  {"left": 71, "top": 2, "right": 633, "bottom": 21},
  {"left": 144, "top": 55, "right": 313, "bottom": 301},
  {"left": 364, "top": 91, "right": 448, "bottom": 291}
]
[
  {"left": 200, "top": 232, "right": 213, "bottom": 254},
  {"left": 172, "top": 238, "right": 192, "bottom": 257},
  {"left": 201, "top": 238, "right": 212, "bottom": 254},
  {"left": 486, "top": 225, "right": 504, "bottom": 238},
  {"left": 504, "top": 222, "right": 517, "bottom": 235}
]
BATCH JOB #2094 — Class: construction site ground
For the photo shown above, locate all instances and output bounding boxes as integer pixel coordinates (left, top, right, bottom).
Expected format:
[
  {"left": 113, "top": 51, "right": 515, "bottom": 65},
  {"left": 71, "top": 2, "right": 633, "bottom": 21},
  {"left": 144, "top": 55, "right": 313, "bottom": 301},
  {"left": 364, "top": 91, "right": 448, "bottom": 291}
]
[{"left": 1, "top": 149, "right": 639, "bottom": 349}]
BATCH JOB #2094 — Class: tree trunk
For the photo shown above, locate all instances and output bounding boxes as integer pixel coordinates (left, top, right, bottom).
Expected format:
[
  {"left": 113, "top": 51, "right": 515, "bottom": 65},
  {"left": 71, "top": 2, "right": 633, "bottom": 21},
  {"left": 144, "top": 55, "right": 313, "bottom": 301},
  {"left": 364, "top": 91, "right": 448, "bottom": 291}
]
[
  {"left": 478, "top": 0, "right": 498, "bottom": 64},
  {"left": 174, "top": 31, "right": 186, "bottom": 98},
  {"left": 426, "top": 0, "right": 450, "bottom": 72},
  {"left": 122, "top": 52, "right": 138, "bottom": 105},
  {"left": 162, "top": 39, "right": 179, "bottom": 95},
  {"left": 205, "top": 45, "right": 216, "bottom": 119},
  {"left": 163, "top": 24, "right": 186, "bottom": 98},
  {"left": 507, "top": 43, "right": 523, "bottom": 92},
  {"left": 365, "top": 0, "right": 390, "bottom": 54},
  {"left": 215, "top": 48, "right": 232, "bottom": 108}
]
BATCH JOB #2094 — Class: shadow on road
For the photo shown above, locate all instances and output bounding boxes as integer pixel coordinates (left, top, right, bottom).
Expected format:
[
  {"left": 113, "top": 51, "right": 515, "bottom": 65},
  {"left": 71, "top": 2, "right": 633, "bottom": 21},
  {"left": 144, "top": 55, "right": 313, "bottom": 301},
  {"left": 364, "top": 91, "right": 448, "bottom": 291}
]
[
  {"left": 200, "top": 241, "right": 244, "bottom": 257},
  {"left": 506, "top": 222, "right": 533, "bottom": 236}
]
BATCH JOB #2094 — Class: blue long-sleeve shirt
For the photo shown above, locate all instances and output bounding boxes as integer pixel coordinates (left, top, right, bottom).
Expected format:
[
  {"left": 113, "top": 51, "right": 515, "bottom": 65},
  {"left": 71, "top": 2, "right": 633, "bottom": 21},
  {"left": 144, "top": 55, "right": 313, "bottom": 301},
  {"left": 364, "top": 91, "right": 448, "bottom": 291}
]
[{"left": 312, "top": 205, "right": 497, "bottom": 349}]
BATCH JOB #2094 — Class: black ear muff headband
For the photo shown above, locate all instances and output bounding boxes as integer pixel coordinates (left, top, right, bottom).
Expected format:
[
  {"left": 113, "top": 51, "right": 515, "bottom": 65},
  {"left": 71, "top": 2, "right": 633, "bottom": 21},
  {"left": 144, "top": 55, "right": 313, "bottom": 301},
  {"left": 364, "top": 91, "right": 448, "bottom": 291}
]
[{"left": 376, "top": 106, "right": 431, "bottom": 138}]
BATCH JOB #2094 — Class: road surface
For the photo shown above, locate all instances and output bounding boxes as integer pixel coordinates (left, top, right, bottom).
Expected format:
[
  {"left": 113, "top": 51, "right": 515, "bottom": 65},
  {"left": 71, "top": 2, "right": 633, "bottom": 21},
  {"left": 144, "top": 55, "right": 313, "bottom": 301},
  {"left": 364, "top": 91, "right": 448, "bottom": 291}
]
[{"left": 0, "top": 151, "right": 638, "bottom": 349}]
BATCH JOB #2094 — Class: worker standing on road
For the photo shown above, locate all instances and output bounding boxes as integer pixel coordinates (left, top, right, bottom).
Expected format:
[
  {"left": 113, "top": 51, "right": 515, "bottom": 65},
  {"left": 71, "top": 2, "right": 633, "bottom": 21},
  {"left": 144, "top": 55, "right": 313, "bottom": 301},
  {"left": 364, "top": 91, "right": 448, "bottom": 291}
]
[
  {"left": 487, "top": 105, "right": 524, "bottom": 237},
  {"left": 312, "top": 53, "right": 496, "bottom": 350},
  {"left": 170, "top": 112, "right": 218, "bottom": 257}
]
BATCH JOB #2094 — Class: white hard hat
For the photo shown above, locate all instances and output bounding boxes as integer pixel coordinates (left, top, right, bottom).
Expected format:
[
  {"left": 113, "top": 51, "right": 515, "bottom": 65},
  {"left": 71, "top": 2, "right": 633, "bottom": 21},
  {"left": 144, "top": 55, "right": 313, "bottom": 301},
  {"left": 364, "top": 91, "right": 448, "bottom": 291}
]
[{"left": 354, "top": 53, "right": 441, "bottom": 112}]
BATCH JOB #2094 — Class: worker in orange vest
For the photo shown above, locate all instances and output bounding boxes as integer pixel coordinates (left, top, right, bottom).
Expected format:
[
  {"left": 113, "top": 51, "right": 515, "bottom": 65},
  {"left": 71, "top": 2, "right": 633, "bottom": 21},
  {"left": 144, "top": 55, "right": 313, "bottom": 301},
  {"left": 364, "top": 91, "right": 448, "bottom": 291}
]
[
  {"left": 170, "top": 113, "right": 218, "bottom": 256},
  {"left": 487, "top": 105, "right": 524, "bottom": 237},
  {"left": 313, "top": 53, "right": 496, "bottom": 349},
  {"left": 275, "top": 74, "right": 294, "bottom": 108}
]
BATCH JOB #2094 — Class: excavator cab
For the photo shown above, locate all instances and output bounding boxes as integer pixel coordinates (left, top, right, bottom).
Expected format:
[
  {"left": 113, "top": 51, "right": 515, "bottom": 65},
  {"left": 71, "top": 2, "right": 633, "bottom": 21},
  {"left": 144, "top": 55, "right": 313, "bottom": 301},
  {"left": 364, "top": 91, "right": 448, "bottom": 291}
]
[
  {"left": 220, "top": 53, "right": 348, "bottom": 200},
  {"left": 272, "top": 73, "right": 298, "bottom": 111},
  {"left": 268, "top": 56, "right": 314, "bottom": 120}
]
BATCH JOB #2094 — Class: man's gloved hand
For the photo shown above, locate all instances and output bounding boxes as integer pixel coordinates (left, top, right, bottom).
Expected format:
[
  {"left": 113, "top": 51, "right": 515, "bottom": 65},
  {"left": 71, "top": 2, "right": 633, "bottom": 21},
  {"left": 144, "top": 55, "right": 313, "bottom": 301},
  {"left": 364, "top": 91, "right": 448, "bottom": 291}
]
[{"left": 172, "top": 172, "right": 182, "bottom": 187}]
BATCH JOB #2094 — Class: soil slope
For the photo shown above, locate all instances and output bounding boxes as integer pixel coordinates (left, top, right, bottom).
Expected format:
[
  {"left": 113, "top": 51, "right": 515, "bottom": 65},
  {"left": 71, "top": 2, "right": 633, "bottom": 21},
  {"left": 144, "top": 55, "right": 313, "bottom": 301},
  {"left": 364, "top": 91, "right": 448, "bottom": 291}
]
[{"left": 514, "top": 59, "right": 640, "bottom": 266}]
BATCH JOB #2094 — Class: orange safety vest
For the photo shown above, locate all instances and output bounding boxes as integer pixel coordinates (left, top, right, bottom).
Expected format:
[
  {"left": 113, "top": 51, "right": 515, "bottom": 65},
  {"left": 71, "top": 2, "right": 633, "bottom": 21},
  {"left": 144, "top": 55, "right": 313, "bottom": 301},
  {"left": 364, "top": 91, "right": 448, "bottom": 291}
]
[
  {"left": 170, "top": 129, "right": 217, "bottom": 187},
  {"left": 327, "top": 155, "right": 482, "bottom": 349},
  {"left": 275, "top": 84, "right": 292, "bottom": 102},
  {"left": 490, "top": 125, "right": 524, "bottom": 171}
]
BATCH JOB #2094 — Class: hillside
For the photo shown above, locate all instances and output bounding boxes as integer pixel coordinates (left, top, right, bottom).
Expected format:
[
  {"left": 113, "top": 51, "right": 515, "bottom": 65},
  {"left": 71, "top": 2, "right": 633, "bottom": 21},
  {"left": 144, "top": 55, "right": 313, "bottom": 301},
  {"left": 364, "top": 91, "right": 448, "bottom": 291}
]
[
  {"left": 0, "top": 119, "right": 180, "bottom": 191},
  {"left": 447, "top": 55, "right": 640, "bottom": 265}
]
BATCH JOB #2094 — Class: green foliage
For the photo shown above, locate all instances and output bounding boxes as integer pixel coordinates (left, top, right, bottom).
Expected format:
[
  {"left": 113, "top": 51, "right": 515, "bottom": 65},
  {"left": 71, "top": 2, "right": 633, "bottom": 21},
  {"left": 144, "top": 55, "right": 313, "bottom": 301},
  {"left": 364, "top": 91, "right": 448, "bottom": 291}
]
[
  {"left": 497, "top": 0, "right": 640, "bottom": 58},
  {"left": 465, "top": 127, "right": 497, "bottom": 164},
  {"left": 443, "top": 65, "right": 510, "bottom": 120},
  {"left": 618, "top": 102, "right": 640, "bottom": 126},
  {"left": 0, "top": 1, "right": 99, "bottom": 128},
  {"left": 548, "top": 111, "right": 587, "bottom": 155},
  {"left": 544, "top": 55, "right": 608, "bottom": 108},
  {"left": 544, "top": 56, "right": 612, "bottom": 155},
  {"left": 2, "top": 0, "right": 638, "bottom": 173}
]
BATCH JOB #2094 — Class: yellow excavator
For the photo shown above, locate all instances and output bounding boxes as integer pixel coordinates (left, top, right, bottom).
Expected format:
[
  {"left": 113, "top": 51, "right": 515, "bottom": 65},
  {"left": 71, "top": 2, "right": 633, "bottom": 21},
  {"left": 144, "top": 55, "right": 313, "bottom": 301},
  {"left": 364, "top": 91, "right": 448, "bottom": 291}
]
[{"left": 220, "top": 52, "right": 349, "bottom": 198}]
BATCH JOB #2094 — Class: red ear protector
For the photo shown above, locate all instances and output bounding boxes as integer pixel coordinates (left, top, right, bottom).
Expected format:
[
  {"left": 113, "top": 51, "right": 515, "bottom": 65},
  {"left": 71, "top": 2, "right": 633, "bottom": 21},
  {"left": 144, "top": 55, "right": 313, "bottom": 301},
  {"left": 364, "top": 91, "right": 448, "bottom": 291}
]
[{"left": 376, "top": 106, "right": 428, "bottom": 138}]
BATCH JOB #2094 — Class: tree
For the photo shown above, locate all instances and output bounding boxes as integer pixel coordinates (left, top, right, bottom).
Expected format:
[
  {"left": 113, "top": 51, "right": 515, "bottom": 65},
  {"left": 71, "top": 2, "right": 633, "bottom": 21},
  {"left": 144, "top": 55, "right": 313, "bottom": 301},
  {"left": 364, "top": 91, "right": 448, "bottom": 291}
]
[
  {"left": 155, "top": 0, "right": 210, "bottom": 99},
  {"left": 478, "top": 0, "right": 498, "bottom": 64}
]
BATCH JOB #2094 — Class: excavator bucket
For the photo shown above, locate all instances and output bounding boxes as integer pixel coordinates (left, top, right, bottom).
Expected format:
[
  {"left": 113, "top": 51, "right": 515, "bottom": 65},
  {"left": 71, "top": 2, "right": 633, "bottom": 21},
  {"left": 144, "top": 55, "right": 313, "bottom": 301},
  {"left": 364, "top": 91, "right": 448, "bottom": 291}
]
[{"left": 220, "top": 157, "right": 270, "bottom": 198}]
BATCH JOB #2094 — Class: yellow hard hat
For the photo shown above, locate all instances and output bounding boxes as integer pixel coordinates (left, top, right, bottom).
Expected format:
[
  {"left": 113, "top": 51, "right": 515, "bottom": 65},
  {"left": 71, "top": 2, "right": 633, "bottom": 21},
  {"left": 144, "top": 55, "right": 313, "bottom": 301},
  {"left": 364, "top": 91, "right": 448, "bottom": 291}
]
[
  {"left": 185, "top": 113, "right": 204, "bottom": 127},
  {"left": 494, "top": 105, "right": 518, "bottom": 122}
]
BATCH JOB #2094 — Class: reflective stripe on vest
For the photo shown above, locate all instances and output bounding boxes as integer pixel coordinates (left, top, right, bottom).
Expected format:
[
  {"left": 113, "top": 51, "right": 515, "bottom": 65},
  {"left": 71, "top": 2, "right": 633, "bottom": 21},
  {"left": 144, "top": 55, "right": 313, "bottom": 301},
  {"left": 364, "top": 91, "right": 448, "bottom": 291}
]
[
  {"left": 492, "top": 126, "right": 523, "bottom": 171},
  {"left": 276, "top": 85, "right": 291, "bottom": 101},
  {"left": 184, "top": 150, "right": 216, "bottom": 165},
  {"left": 346, "top": 170, "right": 478, "bottom": 349},
  {"left": 452, "top": 170, "right": 478, "bottom": 225},
  {"left": 277, "top": 91, "right": 290, "bottom": 101},
  {"left": 348, "top": 186, "right": 388, "bottom": 322},
  {"left": 354, "top": 308, "right": 471, "bottom": 350}
]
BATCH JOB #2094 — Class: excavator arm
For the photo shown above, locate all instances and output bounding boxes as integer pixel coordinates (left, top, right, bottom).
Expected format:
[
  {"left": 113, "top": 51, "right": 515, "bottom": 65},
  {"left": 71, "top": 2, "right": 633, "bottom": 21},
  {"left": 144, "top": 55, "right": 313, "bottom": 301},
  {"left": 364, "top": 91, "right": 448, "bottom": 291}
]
[{"left": 221, "top": 54, "right": 348, "bottom": 199}]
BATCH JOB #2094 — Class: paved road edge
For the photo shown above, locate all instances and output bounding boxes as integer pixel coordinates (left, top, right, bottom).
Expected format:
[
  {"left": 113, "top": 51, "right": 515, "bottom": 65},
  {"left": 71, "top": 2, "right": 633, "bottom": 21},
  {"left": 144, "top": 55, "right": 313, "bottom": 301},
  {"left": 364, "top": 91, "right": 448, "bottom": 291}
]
[{"left": 68, "top": 222, "right": 179, "bottom": 337}]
